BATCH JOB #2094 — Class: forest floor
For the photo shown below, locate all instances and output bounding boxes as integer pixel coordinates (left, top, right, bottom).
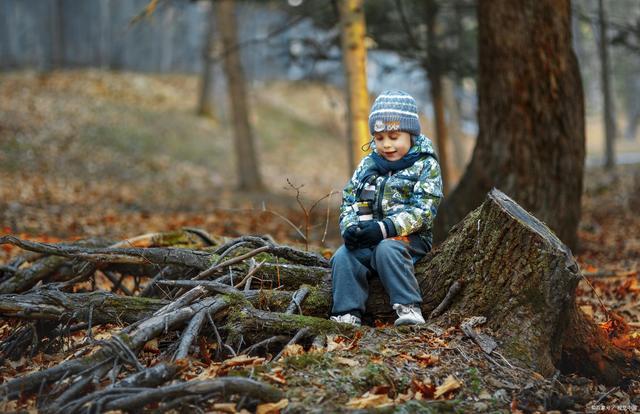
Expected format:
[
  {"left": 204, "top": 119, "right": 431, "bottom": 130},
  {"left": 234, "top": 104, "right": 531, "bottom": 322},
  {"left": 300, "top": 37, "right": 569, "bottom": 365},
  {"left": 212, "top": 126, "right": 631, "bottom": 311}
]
[{"left": 0, "top": 70, "right": 639, "bottom": 413}]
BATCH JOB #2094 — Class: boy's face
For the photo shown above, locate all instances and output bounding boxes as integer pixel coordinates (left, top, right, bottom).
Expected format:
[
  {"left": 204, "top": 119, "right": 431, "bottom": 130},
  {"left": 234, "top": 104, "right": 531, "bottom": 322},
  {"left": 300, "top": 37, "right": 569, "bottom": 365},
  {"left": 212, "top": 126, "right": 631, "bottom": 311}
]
[{"left": 373, "top": 130, "right": 412, "bottom": 161}]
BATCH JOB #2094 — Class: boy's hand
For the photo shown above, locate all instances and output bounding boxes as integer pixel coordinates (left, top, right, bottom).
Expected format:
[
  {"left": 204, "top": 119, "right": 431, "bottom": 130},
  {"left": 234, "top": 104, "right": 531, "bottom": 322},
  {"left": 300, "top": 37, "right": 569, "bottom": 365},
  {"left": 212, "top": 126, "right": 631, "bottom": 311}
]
[
  {"left": 343, "top": 226, "right": 360, "bottom": 250},
  {"left": 356, "top": 221, "right": 384, "bottom": 247}
]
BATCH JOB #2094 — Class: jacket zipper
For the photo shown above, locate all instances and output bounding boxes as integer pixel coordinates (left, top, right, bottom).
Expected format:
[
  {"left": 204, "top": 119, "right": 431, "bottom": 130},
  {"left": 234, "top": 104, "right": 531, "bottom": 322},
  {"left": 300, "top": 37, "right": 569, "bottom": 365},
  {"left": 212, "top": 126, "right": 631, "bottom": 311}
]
[{"left": 375, "top": 172, "right": 392, "bottom": 220}]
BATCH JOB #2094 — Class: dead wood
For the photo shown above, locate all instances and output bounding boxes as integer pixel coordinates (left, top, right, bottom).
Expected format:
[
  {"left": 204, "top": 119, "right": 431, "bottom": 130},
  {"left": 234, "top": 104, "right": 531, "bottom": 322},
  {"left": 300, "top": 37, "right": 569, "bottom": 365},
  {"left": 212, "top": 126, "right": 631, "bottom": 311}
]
[
  {"left": 0, "top": 289, "right": 167, "bottom": 324},
  {"left": 100, "top": 377, "right": 283, "bottom": 412},
  {"left": 0, "top": 255, "right": 68, "bottom": 294},
  {"left": 0, "top": 196, "right": 635, "bottom": 411},
  {"left": 0, "top": 296, "right": 226, "bottom": 399},
  {"left": 0, "top": 235, "right": 214, "bottom": 269}
]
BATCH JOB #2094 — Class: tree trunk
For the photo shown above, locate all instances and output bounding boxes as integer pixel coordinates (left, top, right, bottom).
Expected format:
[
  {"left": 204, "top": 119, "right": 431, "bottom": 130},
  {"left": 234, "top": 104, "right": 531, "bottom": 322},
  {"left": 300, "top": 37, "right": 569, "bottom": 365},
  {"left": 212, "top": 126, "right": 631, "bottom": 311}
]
[
  {"left": 197, "top": 0, "right": 218, "bottom": 120},
  {"left": 366, "top": 189, "right": 637, "bottom": 384},
  {"left": 216, "top": 0, "right": 264, "bottom": 191},
  {"left": 442, "top": 76, "right": 466, "bottom": 183},
  {"left": 338, "top": 0, "right": 370, "bottom": 173},
  {"left": 597, "top": 0, "right": 616, "bottom": 169},
  {"left": 425, "top": 0, "right": 451, "bottom": 195},
  {"left": 49, "top": 0, "right": 64, "bottom": 71},
  {"left": 434, "top": 0, "right": 585, "bottom": 251}
]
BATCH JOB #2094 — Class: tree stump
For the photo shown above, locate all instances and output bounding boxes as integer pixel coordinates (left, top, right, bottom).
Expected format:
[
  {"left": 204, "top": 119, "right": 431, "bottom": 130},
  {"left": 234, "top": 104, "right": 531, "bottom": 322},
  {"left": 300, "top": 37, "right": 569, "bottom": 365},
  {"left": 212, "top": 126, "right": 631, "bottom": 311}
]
[{"left": 367, "top": 189, "right": 636, "bottom": 384}]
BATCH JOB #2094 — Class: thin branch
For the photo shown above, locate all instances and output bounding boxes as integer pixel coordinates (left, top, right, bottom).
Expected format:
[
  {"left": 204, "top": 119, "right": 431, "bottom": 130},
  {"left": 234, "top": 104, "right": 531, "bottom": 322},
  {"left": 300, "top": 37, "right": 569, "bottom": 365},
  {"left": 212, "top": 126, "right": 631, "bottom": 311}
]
[
  {"left": 234, "top": 260, "right": 266, "bottom": 289},
  {"left": 285, "top": 286, "right": 310, "bottom": 315},
  {"left": 271, "top": 327, "right": 310, "bottom": 363},
  {"left": 174, "top": 309, "right": 207, "bottom": 360},
  {"left": 193, "top": 246, "right": 271, "bottom": 282}
]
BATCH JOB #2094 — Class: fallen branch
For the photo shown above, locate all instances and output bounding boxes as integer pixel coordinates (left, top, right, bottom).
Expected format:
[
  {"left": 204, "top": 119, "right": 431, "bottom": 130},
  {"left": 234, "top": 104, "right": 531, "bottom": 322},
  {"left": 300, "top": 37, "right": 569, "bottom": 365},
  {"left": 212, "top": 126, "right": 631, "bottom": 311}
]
[{"left": 101, "top": 377, "right": 283, "bottom": 412}]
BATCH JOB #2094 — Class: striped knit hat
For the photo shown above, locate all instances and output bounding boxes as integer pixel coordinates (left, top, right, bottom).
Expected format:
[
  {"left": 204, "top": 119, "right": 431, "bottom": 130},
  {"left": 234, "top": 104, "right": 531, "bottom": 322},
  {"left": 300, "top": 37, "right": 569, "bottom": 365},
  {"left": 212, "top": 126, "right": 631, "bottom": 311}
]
[{"left": 368, "top": 90, "right": 421, "bottom": 137}]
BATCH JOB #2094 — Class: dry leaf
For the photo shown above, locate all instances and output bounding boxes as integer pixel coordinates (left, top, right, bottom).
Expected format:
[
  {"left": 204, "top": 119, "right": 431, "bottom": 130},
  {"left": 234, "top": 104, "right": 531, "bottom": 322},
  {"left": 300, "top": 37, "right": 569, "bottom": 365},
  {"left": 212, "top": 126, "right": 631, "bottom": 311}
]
[
  {"left": 531, "top": 372, "right": 545, "bottom": 381},
  {"left": 414, "top": 352, "right": 439, "bottom": 367},
  {"left": 326, "top": 335, "right": 347, "bottom": 352},
  {"left": 256, "top": 398, "right": 288, "bottom": 414},
  {"left": 335, "top": 357, "right": 358, "bottom": 367},
  {"left": 370, "top": 385, "right": 391, "bottom": 395},
  {"left": 261, "top": 372, "right": 287, "bottom": 385},
  {"left": 580, "top": 305, "right": 594, "bottom": 318},
  {"left": 434, "top": 375, "right": 461, "bottom": 399},
  {"left": 221, "top": 355, "right": 265, "bottom": 369},
  {"left": 411, "top": 378, "right": 435, "bottom": 399},
  {"left": 281, "top": 344, "right": 304, "bottom": 358},
  {"left": 394, "top": 391, "right": 414, "bottom": 403},
  {"left": 346, "top": 393, "right": 393, "bottom": 409},
  {"left": 370, "top": 355, "right": 384, "bottom": 364},
  {"left": 143, "top": 339, "right": 160, "bottom": 353},
  {"left": 194, "top": 363, "right": 221, "bottom": 380}
]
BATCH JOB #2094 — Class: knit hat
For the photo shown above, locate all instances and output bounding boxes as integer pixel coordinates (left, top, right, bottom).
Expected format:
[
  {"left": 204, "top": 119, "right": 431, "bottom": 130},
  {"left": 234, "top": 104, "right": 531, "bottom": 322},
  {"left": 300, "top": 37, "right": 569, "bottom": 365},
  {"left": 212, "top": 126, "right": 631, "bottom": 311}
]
[{"left": 368, "top": 90, "right": 421, "bottom": 136}]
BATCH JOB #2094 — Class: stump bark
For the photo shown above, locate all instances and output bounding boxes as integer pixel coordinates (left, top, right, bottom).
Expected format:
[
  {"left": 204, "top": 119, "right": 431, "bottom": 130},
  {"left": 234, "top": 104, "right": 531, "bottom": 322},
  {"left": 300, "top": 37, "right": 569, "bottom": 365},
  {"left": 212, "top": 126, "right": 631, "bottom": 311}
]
[{"left": 369, "top": 188, "right": 635, "bottom": 384}]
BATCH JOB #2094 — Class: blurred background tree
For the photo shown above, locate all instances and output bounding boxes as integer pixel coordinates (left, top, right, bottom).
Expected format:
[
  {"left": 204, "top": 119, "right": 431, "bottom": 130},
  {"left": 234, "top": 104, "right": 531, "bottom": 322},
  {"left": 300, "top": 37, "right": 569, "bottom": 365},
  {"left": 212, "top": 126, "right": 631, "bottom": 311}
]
[
  {"left": 434, "top": 0, "right": 585, "bottom": 250},
  {"left": 1, "top": 0, "right": 639, "bottom": 246}
]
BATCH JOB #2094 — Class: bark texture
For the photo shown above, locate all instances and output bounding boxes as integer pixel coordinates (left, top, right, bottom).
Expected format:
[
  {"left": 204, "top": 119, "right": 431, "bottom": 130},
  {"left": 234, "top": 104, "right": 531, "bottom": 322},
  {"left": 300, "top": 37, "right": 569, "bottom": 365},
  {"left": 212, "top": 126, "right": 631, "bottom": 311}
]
[
  {"left": 400, "top": 189, "right": 634, "bottom": 384},
  {"left": 434, "top": 0, "right": 585, "bottom": 251}
]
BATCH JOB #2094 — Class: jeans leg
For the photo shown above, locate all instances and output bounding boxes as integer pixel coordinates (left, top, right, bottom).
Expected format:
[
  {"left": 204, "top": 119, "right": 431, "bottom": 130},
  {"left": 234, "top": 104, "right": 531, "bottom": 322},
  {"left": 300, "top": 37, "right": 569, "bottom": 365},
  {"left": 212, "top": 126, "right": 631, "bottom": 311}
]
[
  {"left": 371, "top": 239, "right": 422, "bottom": 305},
  {"left": 330, "top": 245, "right": 373, "bottom": 316}
]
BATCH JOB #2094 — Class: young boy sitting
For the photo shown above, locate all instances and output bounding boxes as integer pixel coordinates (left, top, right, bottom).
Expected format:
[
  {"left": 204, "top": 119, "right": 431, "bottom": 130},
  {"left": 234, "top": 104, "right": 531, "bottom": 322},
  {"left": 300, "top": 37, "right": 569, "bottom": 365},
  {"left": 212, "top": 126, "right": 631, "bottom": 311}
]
[{"left": 330, "top": 90, "right": 443, "bottom": 327}]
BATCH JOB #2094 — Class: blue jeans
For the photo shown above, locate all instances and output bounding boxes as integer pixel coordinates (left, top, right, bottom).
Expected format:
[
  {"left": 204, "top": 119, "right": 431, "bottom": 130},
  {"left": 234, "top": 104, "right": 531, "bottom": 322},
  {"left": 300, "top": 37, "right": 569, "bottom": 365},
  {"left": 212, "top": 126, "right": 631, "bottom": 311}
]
[{"left": 330, "top": 238, "right": 426, "bottom": 317}]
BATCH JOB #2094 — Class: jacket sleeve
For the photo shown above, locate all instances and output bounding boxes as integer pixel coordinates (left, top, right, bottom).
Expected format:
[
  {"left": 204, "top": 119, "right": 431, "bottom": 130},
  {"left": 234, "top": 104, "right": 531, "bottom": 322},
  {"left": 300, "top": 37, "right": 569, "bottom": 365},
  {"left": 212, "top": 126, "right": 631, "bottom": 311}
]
[
  {"left": 386, "top": 157, "right": 443, "bottom": 236},
  {"left": 338, "top": 157, "right": 370, "bottom": 236}
]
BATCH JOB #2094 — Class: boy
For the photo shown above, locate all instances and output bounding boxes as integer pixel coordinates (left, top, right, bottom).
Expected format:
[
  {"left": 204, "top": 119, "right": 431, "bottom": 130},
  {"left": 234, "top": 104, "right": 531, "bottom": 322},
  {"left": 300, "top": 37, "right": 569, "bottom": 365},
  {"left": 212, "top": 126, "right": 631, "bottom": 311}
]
[{"left": 330, "top": 90, "right": 443, "bottom": 327}]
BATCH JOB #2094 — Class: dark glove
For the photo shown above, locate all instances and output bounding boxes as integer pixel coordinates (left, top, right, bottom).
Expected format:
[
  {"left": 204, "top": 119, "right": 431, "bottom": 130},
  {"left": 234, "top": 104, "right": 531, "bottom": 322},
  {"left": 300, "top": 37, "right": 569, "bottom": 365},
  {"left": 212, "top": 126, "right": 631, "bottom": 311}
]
[
  {"left": 356, "top": 221, "right": 384, "bottom": 248},
  {"left": 343, "top": 226, "right": 360, "bottom": 250}
]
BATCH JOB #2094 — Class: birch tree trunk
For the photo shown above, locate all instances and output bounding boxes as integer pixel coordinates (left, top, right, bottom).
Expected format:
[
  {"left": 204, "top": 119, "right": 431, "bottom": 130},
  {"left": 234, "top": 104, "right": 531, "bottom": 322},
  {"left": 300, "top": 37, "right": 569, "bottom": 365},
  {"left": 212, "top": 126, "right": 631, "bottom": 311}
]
[
  {"left": 216, "top": 0, "right": 263, "bottom": 191},
  {"left": 338, "top": 0, "right": 370, "bottom": 172},
  {"left": 434, "top": 0, "right": 585, "bottom": 251}
]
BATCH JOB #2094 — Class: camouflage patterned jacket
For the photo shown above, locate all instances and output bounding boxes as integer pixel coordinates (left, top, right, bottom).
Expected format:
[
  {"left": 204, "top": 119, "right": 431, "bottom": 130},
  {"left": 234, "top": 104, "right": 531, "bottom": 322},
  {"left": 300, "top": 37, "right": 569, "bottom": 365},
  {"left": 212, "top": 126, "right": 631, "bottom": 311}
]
[{"left": 339, "top": 134, "right": 443, "bottom": 246}]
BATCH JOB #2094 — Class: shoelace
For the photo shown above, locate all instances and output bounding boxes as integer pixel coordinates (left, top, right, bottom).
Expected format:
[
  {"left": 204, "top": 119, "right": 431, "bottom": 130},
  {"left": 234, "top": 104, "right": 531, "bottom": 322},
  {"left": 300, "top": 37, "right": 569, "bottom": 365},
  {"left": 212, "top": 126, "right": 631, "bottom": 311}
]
[{"left": 393, "top": 304, "right": 413, "bottom": 314}]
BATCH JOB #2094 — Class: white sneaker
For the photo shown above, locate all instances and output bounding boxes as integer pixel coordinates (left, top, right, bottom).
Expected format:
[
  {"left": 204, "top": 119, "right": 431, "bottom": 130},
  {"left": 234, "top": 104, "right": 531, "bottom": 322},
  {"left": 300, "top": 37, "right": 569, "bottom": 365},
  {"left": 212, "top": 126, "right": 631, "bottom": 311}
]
[
  {"left": 330, "top": 313, "right": 361, "bottom": 326},
  {"left": 393, "top": 304, "right": 425, "bottom": 326}
]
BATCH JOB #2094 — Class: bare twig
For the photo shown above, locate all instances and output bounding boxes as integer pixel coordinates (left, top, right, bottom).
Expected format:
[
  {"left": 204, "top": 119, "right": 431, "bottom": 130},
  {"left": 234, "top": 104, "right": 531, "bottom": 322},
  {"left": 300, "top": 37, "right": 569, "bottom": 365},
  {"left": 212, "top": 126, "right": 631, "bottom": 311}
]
[
  {"left": 271, "top": 327, "right": 311, "bottom": 363},
  {"left": 285, "top": 286, "right": 310, "bottom": 315},
  {"left": 174, "top": 309, "right": 207, "bottom": 360},
  {"left": 322, "top": 190, "right": 339, "bottom": 244},
  {"left": 102, "top": 378, "right": 283, "bottom": 412},
  {"left": 192, "top": 246, "right": 270, "bottom": 282},
  {"left": 205, "top": 311, "right": 235, "bottom": 359},
  {"left": 155, "top": 280, "right": 239, "bottom": 296},
  {"left": 243, "top": 335, "right": 290, "bottom": 355},
  {"left": 261, "top": 203, "right": 306, "bottom": 241},
  {"left": 103, "top": 271, "right": 133, "bottom": 296},
  {"left": 429, "top": 279, "right": 463, "bottom": 319},
  {"left": 234, "top": 260, "right": 266, "bottom": 289},
  {"left": 153, "top": 286, "right": 208, "bottom": 317}
]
